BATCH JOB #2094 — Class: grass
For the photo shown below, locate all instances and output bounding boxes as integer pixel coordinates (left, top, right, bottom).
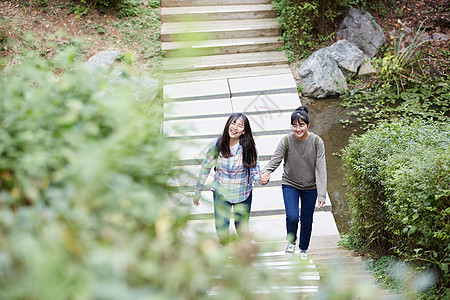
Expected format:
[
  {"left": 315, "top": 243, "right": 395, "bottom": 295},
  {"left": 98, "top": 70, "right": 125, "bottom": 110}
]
[
  {"left": 365, "top": 256, "right": 446, "bottom": 299},
  {"left": 112, "top": 3, "right": 162, "bottom": 73},
  {"left": 0, "top": 0, "right": 162, "bottom": 77}
]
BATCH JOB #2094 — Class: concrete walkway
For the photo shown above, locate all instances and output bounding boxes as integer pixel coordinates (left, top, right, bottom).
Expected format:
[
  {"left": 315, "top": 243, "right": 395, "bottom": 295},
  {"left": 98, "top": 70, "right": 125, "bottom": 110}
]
[
  {"left": 163, "top": 74, "right": 401, "bottom": 298},
  {"left": 163, "top": 73, "right": 337, "bottom": 241},
  {"left": 163, "top": 73, "right": 349, "bottom": 297}
]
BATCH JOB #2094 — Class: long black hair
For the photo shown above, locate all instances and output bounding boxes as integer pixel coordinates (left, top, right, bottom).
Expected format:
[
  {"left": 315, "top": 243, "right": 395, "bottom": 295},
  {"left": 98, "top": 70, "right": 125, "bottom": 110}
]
[
  {"left": 219, "top": 113, "right": 257, "bottom": 168},
  {"left": 291, "top": 105, "right": 310, "bottom": 125}
]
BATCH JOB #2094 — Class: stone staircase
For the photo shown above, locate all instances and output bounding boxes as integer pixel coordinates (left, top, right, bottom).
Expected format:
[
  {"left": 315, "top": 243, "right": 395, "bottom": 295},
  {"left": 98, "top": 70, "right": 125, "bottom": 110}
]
[
  {"left": 246, "top": 236, "right": 402, "bottom": 299},
  {"left": 161, "top": 0, "right": 290, "bottom": 83},
  {"left": 163, "top": 76, "right": 401, "bottom": 298}
]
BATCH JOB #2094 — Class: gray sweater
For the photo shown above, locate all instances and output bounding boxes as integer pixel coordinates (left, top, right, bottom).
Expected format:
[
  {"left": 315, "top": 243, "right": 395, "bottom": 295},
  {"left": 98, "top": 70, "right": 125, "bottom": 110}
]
[{"left": 263, "top": 132, "right": 327, "bottom": 202}]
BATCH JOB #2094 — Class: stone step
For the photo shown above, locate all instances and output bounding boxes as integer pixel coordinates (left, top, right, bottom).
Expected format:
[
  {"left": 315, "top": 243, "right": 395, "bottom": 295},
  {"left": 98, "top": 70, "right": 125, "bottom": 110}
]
[
  {"left": 207, "top": 285, "right": 318, "bottom": 296},
  {"left": 184, "top": 186, "right": 333, "bottom": 218},
  {"left": 184, "top": 212, "right": 340, "bottom": 242},
  {"left": 254, "top": 241, "right": 400, "bottom": 298},
  {"left": 201, "top": 241, "right": 393, "bottom": 297},
  {"left": 164, "top": 73, "right": 296, "bottom": 100},
  {"left": 163, "top": 78, "right": 230, "bottom": 100},
  {"left": 163, "top": 51, "right": 288, "bottom": 73},
  {"left": 168, "top": 161, "right": 285, "bottom": 189},
  {"left": 167, "top": 134, "right": 289, "bottom": 161},
  {"left": 164, "top": 97, "right": 233, "bottom": 120},
  {"left": 164, "top": 92, "right": 299, "bottom": 120},
  {"left": 227, "top": 72, "right": 297, "bottom": 96},
  {"left": 307, "top": 248, "right": 362, "bottom": 259},
  {"left": 161, "top": 18, "right": 280, "bottom": 42},
  {"left": 162, "top": 36, "right": 283, "bottom": 57},
  {"left": 164, "top": 64, "right": 292, "bottom": 84},
  {"left": 161, "top": 5, "right": 276, "bottom": 22},
  {"left": 162, "top": 0, "right": 273, "bottom": 7},
  {"left": 164, "top": 110, "right": 292, "bottom": 138}
]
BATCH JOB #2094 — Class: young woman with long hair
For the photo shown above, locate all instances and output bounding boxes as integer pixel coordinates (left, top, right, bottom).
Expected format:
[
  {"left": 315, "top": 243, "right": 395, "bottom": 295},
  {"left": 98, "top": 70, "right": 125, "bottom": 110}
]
[{"left": 194, "top": 113, "right": 261, "bottom": 244}]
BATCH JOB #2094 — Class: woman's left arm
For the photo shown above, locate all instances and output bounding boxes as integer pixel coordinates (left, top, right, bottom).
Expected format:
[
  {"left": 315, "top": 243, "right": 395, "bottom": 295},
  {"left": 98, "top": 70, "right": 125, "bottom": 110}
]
[
  {"left": 315, "top": 136, "right": 327, "bottom": 205},
  {"left": 249, "top": 153, "right": 261, "bottom": 184}
]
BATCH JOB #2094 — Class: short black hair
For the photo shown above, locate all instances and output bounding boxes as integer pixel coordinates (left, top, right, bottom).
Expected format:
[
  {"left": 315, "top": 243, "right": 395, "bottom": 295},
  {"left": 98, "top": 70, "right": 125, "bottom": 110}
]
[{"left": 291, "top": 105, "right": 309, "bottom": 125}]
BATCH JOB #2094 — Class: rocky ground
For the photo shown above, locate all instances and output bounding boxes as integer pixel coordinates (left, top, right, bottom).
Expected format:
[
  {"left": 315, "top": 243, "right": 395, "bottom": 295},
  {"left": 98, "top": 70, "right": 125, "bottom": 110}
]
[
  {"left": 0, "top": 0, "right": 161, "bottom": 72},
  {"left": 0, "top": 0, "right": 449, "bottom": 77},
  {"left": 371, "top": 0, "right": 449, "bottom": 76}
]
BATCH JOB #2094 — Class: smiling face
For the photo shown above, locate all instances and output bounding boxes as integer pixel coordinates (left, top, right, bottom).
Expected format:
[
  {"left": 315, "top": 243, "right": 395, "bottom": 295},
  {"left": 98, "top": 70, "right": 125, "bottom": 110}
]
[
  {"left": 291, "top": 119, "right": 309, "bottom": 140},
  {"left": 229, "top": 117, "right": 245, "bottom": 140}
]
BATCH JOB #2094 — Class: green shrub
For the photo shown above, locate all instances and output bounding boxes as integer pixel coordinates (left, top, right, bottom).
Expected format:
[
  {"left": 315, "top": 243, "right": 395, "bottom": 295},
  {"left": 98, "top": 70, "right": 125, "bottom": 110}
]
[
  {"left": 374, "top": 21, "right": 430, "bottom": 94},
  {"left": 272, "top": 0, "right": 321, "bottom": 60},
  {"left": 341, "top": 76, "right": 449, "bottom": 130},
  {"left": 83, "top": 0, "right": 123, "bottom": 9},
  {"left": 65, "top": 0, "right": 160, "bottom": 18},
  {"left": 342, "top": 118, "right": 450, "bottom": 291},
  {"left": 147, "top": 0, "right": 160, "bottom": 9},
  {"left": 117, "top": 0, "right": 140, "bottom": 18},
  {"left": 0, "top": 50, "right": 285, "bottom": 299}
]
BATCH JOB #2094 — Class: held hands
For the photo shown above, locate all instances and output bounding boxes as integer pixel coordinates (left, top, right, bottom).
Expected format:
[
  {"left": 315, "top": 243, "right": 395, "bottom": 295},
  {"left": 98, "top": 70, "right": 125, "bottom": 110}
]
[
  {"left": 260, "top": 172, "right": 271, "bottom": 185},
  {"left": 193, "top": 193, "right": 200, "bottom": 206}
]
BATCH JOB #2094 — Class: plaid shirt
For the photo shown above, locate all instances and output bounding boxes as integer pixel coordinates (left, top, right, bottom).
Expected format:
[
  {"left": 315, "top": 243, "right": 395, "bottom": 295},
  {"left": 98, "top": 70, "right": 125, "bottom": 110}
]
[{"left": 195, "top": 138, "right": 261, "bottom": 204}]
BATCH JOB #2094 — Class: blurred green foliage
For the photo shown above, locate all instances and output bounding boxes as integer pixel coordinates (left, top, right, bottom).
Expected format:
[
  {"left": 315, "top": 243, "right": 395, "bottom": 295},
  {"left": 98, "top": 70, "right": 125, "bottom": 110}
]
[
  {"left": 342, "top": 118, "right": 449, "bottom": 295},
  {"left": 0, "top": 49, "right": 292, "bottom": 299}
]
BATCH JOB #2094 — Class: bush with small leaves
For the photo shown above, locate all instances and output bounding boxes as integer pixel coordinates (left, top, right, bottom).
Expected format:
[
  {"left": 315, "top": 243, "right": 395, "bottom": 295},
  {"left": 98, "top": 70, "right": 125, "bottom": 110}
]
[{"left": 342, "top": 118, "right": 449, "bottom": 293}]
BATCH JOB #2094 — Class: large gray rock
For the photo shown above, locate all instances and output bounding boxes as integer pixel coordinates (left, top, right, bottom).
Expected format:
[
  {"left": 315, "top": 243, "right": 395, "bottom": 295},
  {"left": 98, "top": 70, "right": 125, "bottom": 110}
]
[
  {"left": 298, "top": 40, "right": 364, "bottom": 98},
  {"left": 328, "top": 40, "right": 364, "bottom": 77},
  {"left": 358, "top": 57, "right": 376, "bottom": 76},
  {"left": 86, "top": 51, "right": 122, "bottom": 68},
  {"left": 337, "top": 8, "right": 385, "bottom": 57},
  {"left": 131, "top": 76, "right": 160, "bottom": 102},
  {"left": 110, "top": 68, "right": 160, "bottom": 102},
  {"left": 433, "top": 32, "right": 449, "bottom": 42},
  {"left": 298, "top": 48, "right": 347, "bottom": 99}
]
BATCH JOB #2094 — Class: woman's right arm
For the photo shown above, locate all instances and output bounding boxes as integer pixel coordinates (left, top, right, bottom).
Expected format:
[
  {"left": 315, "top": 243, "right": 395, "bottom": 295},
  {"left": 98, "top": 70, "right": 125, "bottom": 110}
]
[{"left": 193, "top": 140, "right": 217, "bottom": 205}]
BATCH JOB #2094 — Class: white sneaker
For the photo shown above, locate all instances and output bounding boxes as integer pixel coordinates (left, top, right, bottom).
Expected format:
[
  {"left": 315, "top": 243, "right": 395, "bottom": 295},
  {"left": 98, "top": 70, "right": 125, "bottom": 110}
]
[
  {"left": 300, "top": 251, "right": 308, "bottom": 261},
  {"left": 285, "top": 242, "right": 295, "bottom": 258}
]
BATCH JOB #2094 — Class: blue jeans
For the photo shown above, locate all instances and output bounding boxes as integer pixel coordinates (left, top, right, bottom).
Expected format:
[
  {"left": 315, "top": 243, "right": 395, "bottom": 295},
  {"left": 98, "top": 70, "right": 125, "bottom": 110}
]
[
  {"left": 282, "top": 185, "right": 317, "bottom": 251},
  {"left": 213, "top": 191, "right": 252, "bottom": 244}
]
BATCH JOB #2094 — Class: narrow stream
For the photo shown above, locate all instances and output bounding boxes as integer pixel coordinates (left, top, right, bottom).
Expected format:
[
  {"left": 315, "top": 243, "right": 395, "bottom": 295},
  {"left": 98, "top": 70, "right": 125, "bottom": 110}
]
[{"left": 307, "top": 98, "right": 363, "bottom": 234}]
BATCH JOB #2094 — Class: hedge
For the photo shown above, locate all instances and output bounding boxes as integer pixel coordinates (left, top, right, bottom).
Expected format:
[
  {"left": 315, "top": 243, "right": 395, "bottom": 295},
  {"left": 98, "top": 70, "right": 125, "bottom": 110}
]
[{"left": 342, "top": 118, "right": 449, "bottom": 289}]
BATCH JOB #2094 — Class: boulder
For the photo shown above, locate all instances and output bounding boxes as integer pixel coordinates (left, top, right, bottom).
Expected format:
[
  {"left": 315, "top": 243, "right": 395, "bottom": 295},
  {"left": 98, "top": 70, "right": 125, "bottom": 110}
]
[
  {"left": 110, "top": 68, "right": 160, "bottom": 102},
  {"left": 131, "top": 76, "right": 160, "bottom": 102},
  {"left": 433, "top": 32, "right": 449, "bottom": 43},
  {"left": 432, "top": 11, "right": 450, "bottom": 27},
  {"left": 298, "top": 48, "right": 347, "bottom": 99},
  {"left": 86, "top": 50, "right": 122, "bottom": 68},
  {"left": 358, "top": 57, "right": 376, "bottom": 76},
  {"left": 337, "top": 8, "right": 385, "bottom": 57},
  {"left": 298, "top": 40, "right": 365, "bottom": 98},
  {"left": 419, "top": 32, "right": 432, "bottom": 42},
  {"left": 328, "top": 40, "right": 364, "bottom": 77}
]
